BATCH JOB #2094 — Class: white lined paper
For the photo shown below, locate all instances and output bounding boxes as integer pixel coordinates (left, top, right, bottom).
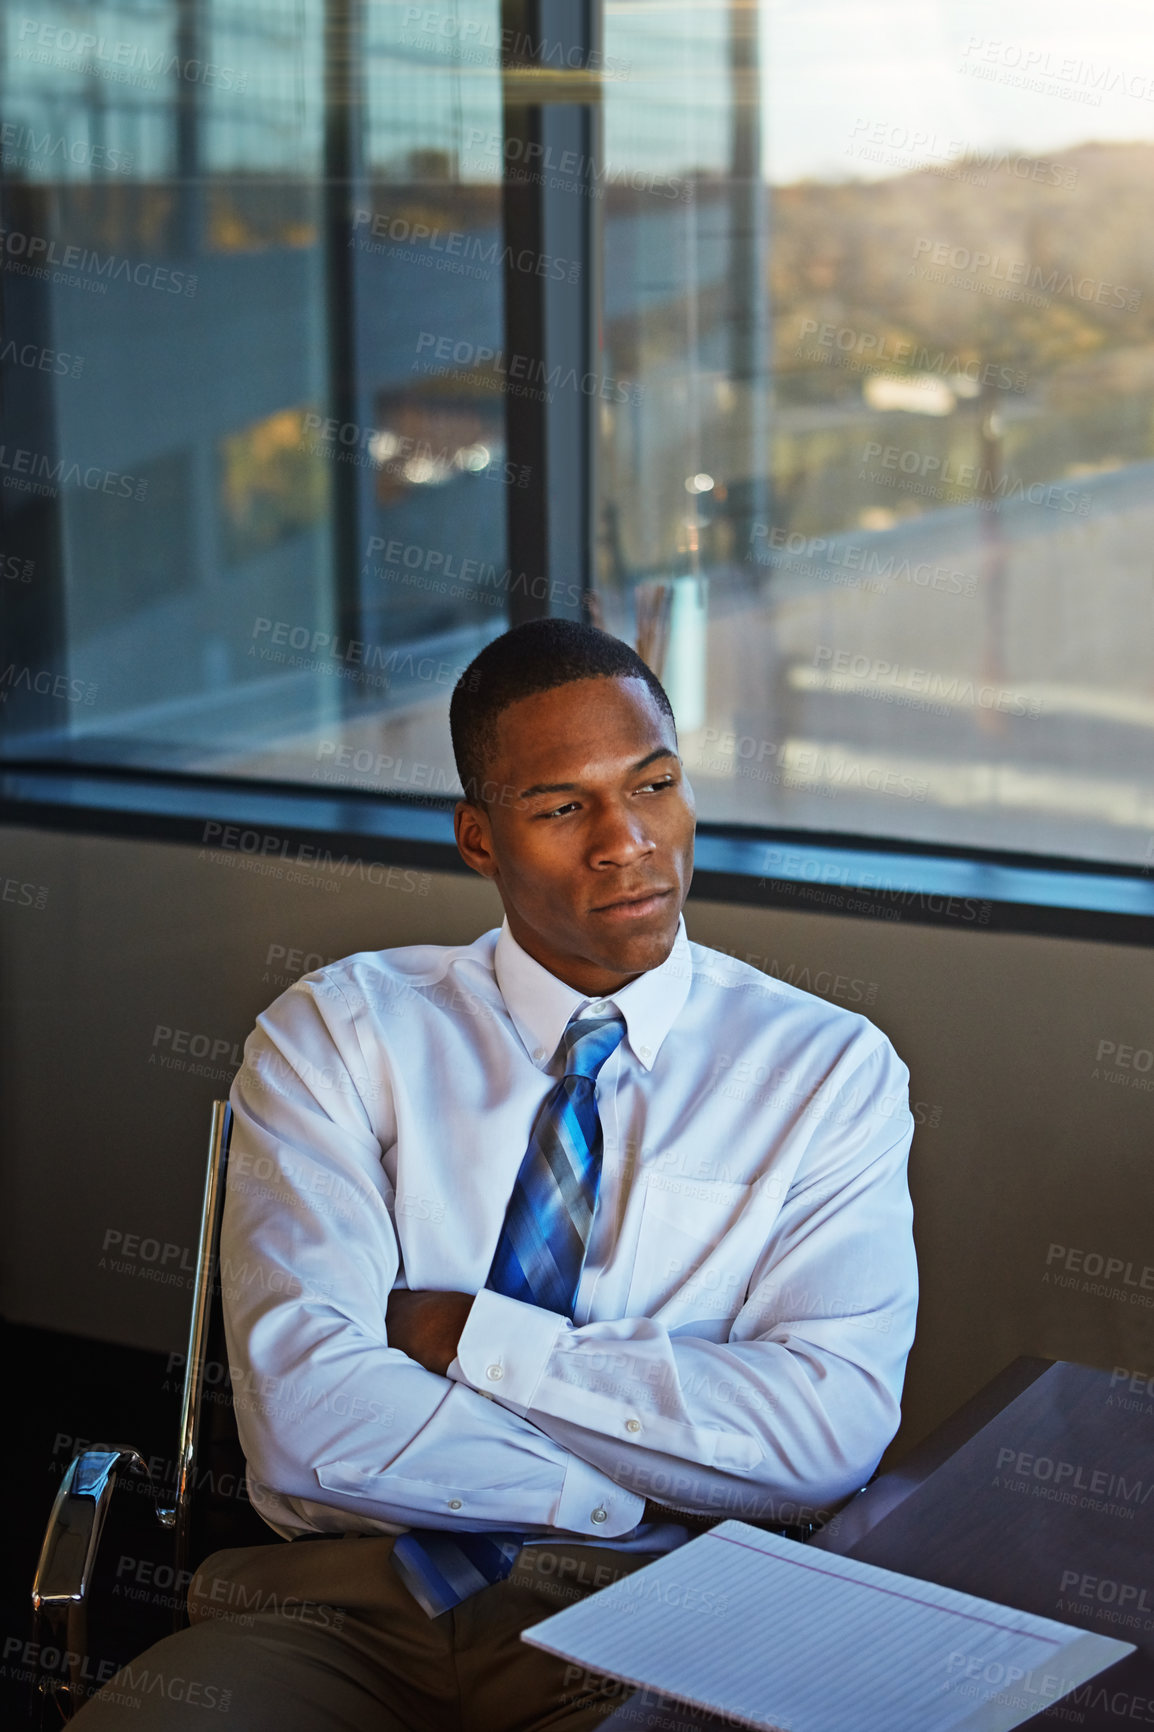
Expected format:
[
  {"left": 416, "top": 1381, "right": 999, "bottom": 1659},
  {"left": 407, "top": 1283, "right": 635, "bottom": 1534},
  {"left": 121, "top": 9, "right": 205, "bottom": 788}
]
[{"left": 522, "top": 1521, "right": 1133, "bottom": 1732}]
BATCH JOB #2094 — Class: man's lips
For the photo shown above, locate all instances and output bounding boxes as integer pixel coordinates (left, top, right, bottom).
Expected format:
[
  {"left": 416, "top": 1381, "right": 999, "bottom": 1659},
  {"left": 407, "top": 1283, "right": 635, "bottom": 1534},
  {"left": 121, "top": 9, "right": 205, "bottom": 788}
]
[{"left": 590, "top": 887, "right": 676, "bottom": 919}]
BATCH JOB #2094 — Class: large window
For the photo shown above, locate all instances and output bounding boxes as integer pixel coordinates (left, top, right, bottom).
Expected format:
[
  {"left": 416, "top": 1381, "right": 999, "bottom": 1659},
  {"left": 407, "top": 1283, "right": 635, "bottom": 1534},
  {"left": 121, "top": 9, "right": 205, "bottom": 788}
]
[
  {"left": 1, "top": 0, "right": 507, "bottom": 793},
  {"left": 3, "top": 0, "right": 1153, "bottom": 867}
]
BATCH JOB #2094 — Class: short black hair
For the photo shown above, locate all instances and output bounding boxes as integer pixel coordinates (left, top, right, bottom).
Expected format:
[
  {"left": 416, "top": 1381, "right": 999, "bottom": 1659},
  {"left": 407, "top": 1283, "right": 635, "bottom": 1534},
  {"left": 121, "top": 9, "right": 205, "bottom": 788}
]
[{"left": 450, "top": 618, "right": 675, "bottom": 803}]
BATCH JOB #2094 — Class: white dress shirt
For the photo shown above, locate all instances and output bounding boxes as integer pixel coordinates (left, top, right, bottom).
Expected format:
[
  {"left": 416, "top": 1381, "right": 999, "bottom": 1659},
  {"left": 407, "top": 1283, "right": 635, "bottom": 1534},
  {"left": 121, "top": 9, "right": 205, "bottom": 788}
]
[{"left": 222, "top": 916, "right": 917, "bottom": 1553}]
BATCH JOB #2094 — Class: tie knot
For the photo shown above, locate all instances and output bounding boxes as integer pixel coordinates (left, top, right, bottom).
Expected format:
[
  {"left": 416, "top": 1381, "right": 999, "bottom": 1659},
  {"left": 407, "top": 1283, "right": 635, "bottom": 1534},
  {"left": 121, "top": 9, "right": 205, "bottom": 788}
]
[{"left": 561, "top": 1009, "right": 625, "bottom": 1081}]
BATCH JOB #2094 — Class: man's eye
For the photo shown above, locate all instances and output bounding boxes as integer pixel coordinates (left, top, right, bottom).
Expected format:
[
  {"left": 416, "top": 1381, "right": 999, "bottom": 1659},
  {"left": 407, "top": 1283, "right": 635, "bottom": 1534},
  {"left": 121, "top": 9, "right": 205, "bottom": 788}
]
[
  {"left": 638, "top": 778, "right": 674, "bottom": 793},
  {"left": 539, "top": 802, "right": 579, "bottom": 819}
]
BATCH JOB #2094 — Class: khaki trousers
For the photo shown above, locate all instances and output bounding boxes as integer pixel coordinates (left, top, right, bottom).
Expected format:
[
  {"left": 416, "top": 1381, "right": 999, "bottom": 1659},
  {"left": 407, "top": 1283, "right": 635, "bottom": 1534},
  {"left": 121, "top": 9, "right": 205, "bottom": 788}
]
[{"left": 69, "top": 1535, "right": 663, "bottom": 1731}]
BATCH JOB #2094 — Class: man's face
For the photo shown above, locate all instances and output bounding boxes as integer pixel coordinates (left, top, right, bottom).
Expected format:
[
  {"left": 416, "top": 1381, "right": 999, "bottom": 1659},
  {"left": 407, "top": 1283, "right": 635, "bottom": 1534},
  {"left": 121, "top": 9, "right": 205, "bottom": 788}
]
[{"left": 454, "top": 676, "right": 696, "bottom": 995}]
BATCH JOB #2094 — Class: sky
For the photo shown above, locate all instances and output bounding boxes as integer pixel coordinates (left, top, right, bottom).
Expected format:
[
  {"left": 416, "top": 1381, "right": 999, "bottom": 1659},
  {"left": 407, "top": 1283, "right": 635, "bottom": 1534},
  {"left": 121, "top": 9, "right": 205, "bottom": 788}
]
[{"left": 764, "top": 0, "right": 1154, "bottom": 184}]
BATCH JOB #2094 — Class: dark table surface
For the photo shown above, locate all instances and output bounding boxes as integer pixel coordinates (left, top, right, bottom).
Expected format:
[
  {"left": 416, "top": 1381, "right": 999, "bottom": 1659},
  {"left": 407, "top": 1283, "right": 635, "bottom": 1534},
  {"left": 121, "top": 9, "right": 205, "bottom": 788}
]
[{"left": 600, "top": 1358, "right": 1154, "bottom": 1731}]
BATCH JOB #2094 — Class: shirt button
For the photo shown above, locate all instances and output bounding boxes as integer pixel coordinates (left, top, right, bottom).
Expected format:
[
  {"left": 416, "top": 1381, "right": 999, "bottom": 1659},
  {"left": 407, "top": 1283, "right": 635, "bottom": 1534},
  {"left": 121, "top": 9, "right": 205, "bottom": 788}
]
[
  {"left": 486, "top": 1364, "right": 504, "bottom": 1382},
  {"left": 534, "top": 1047, "right": 547, "bottom": 1062},
  {"left": 626, "top": 1419, "right": 642, "bottom": 1434},
  {"left": 448, "top": 1499, "right": 462, "bottom": 1510},
  {"left": 589, "top": 1001, "right": 609, "bottom": 1015},
  {"left": 639, "top": 1046, "right": 652, "bottom": 1061},
  {"left": 591, "top": 1507, "right": 608, "bottom": 1524}
]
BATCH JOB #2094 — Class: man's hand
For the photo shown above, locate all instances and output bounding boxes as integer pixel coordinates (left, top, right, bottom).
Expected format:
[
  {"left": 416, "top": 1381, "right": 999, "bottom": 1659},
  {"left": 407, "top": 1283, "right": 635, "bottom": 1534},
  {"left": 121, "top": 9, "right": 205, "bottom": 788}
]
[{"left": 387, "top": 1289, "right": 475, "bottom": 1376}]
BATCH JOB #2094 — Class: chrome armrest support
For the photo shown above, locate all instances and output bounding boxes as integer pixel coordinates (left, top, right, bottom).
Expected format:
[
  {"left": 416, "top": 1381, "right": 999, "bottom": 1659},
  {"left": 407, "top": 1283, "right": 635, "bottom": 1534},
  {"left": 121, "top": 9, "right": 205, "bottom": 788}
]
[
  {"left": 32, "top": 1446, "right": 160, "bottom": 1610},
  {"left": 172, "top": 1099, "right": 232, "bottom": 1575},
  {"left": 30, "top": 1447, "right": 167, "bottom": 1722},
  {"left": 27, "top": 1100, "right": 234, "bottom": 1723}
]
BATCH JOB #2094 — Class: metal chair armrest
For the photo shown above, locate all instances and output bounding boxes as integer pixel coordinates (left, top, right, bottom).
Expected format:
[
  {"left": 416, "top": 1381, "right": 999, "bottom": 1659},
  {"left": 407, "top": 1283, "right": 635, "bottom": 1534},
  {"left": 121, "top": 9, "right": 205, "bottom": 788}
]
[
  {"left": 30, "top": 1447, "right": 171, "bottom": 1723},
  {"left": 32, "top": 1446, "right": 166, "bottom": 1610},
  {"left": 27, "top": 1102, "right": 235, "bottom": 1722}
]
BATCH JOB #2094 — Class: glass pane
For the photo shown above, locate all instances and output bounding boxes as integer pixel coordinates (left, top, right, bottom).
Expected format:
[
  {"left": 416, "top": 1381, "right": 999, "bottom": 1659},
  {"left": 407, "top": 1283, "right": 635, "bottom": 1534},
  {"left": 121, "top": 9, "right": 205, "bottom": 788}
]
[
  {"left": 597, "top": 0, "right": 1154, "bottom": 866},
  {"left": 0, "top": 0, "right": 506, "bottom": 792}
]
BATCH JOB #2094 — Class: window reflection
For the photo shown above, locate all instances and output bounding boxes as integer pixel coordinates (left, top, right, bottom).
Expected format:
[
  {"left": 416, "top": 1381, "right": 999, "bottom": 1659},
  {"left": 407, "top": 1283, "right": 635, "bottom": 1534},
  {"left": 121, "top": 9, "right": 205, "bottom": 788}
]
[
  {"left": 3, "top": 0, "right": 1152, "bottom": 863},
  {"left": 595, "top": 0, "right": 1154, "bottom": 864},
  {"left": 0, "top": 0, "right": 504, "bottom": 777},
  {"left": 218, "top": 409, "right": 328, "bottom": 566}
]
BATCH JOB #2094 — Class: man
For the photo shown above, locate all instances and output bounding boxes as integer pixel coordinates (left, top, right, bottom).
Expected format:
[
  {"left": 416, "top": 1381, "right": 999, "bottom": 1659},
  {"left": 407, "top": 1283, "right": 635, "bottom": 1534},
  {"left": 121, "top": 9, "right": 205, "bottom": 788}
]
[{"left": 74, "top": 619, "right": 917, "bottom": 1729}]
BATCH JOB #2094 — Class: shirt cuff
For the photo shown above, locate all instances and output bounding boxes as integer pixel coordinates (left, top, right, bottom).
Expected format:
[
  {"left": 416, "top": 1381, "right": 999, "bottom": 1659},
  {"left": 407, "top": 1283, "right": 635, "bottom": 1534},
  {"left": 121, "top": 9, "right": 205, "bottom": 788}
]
[
  {"left": 554, "top": 1448, "right": 646, "bottom": 1538},
  {"left": 455, "top": 1289, "right": 645, "bottom": 1538},
  {"left": 455, "top": 1288, "right": 565, "bottom": 1408}
]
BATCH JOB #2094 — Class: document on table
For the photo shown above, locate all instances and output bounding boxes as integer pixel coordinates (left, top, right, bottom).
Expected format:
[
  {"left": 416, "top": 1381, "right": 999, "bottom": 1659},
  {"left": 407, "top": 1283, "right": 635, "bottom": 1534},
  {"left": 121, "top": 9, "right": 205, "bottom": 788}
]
[{"left": 522, "top": 1521, "right": 1133, "bottom": 1732}]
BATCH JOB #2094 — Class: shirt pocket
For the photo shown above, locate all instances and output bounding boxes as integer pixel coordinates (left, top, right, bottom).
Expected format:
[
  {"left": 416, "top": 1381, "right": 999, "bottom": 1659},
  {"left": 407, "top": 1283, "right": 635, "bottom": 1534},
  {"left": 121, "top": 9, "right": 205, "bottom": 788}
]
[{"left": 625, "top": 1172, "right": 755, "bottom": 1324}]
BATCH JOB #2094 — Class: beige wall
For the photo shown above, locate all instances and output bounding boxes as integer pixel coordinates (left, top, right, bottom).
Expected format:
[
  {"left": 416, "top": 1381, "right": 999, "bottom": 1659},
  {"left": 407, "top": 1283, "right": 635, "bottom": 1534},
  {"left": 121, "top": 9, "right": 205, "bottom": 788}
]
[{"left": 3, "top": 823, "right": 1152, "bottom": 1456}]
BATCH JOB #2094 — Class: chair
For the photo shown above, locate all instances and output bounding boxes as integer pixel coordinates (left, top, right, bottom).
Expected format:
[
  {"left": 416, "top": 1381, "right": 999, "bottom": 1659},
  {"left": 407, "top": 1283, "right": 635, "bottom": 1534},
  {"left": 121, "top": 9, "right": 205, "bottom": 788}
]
[{"left": 28, "top": 1101, "right": 271, "bottom": 1723}]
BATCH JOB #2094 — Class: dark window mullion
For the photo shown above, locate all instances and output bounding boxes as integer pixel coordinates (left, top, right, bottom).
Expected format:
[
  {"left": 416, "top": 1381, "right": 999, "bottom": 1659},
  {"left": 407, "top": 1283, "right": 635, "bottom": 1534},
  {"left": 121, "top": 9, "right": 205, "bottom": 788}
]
[
  {"left": 323, "top": 0, "right": 365, "bottom": 674},
  {"left": 0, "top": 179, "right": 66, "bottom": 746},
  {"left": 500, "top": 0, "right": 598, "bottom": 625}
]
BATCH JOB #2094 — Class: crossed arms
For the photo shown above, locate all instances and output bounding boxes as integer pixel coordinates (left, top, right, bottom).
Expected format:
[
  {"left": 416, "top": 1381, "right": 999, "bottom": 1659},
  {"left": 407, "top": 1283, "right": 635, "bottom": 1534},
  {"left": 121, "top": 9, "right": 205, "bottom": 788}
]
[{"left": 222, "top": 977, "right": 918, "bottom": 1543}]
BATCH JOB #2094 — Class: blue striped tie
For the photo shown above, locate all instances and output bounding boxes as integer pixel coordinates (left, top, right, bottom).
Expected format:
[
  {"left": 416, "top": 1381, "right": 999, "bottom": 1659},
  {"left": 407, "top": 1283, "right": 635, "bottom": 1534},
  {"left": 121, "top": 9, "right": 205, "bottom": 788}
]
[{"left": 391, "top": 1008, "right": 625, "bottom": 1617}]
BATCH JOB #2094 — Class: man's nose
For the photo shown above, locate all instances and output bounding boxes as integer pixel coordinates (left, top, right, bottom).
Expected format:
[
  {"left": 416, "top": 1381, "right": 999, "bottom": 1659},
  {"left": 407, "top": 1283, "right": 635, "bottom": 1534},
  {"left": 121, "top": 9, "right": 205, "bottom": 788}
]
[{"left": 589, "top": 804, "right": 657, "bottom": 866}]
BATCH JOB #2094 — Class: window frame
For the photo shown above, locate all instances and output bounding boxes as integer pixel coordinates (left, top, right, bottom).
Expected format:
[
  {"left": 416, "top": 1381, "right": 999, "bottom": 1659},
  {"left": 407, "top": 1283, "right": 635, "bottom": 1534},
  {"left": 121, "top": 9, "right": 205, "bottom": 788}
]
[{"left": 3, "top": 759, "right": 1152, "bottom": 944}]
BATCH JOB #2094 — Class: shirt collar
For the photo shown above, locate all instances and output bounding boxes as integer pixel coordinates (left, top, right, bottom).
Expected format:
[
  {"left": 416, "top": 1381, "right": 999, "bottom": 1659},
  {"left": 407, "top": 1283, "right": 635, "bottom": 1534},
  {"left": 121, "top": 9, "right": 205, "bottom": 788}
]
[{"left": 493, "top": 915, "right": 692, "bottom": 1073}]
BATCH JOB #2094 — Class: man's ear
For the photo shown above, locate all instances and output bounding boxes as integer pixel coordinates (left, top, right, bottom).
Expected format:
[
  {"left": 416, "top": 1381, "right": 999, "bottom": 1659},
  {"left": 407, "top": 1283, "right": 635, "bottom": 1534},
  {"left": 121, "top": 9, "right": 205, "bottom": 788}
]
[{"left": 454, "top": 800, "right": 499, "bottom": 881}]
